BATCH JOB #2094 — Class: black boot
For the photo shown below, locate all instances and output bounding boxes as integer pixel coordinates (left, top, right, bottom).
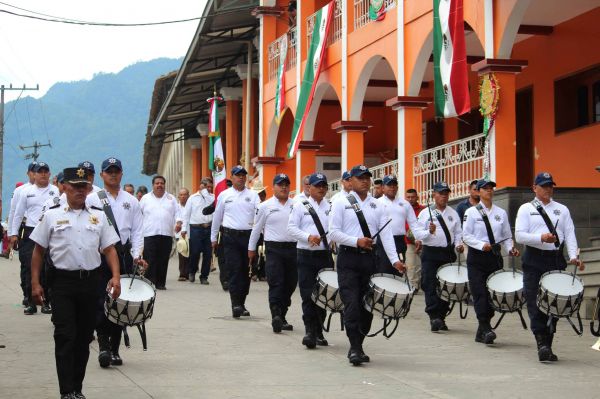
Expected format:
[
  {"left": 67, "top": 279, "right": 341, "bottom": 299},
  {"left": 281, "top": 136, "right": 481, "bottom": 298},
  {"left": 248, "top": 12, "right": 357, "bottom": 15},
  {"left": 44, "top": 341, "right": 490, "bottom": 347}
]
[
  {"left": 475, "top": 324, "right": 485, "bottom": 343},
  {"left": 270, "top": 305, "right": 283, "bottom": 333},
  {"left": 231, "top": 295, "right": 243, "bottom": 318},
  {"left": 348, "top": 347, "right": 363, "bottom": 366},
  {"left": 315, "top": 322, "right": 328, "bottom": 346},
  {"left": 110, "top": 329, "right": 123, "bottom": 365},
  {"left": 281, "top": 307, "right": 293, "bottom": 331},
  {"left": 97, "top": 335, "right": 111, "bottom": 368},
  {"left": 302, "top": 318, "right": 316, "bottom": 349},
  {"left": 548, "top": 334, "right": 558, "bottom": 361},
  {"left": 535, "top": 334, "right": 552, "bottom": 362},
  {"left": 476, "top": 321, "right": 496, "bottom": 344}
]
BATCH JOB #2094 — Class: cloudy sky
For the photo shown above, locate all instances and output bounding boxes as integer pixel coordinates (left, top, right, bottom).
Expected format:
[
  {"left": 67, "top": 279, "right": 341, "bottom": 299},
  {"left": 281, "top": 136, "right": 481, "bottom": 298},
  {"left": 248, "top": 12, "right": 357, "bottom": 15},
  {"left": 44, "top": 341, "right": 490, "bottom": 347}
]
[{"left": 0, "top": 0, "right": 206, "bottom": 101}]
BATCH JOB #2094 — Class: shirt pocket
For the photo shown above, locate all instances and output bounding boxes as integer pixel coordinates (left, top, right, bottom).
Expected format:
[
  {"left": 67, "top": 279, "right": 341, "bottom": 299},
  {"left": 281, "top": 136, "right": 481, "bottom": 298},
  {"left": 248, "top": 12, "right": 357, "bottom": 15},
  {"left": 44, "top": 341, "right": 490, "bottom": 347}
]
[{"left": 52, "top": 224, "right": 72, "bottom": 234}]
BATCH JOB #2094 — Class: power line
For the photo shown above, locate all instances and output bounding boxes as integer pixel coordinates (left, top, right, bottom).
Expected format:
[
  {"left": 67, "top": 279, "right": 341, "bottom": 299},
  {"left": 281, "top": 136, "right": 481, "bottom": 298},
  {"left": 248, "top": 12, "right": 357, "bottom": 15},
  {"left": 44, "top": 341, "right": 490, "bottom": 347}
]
[{"left": 24, "top": 96, "right": 34, "bottom": 141}]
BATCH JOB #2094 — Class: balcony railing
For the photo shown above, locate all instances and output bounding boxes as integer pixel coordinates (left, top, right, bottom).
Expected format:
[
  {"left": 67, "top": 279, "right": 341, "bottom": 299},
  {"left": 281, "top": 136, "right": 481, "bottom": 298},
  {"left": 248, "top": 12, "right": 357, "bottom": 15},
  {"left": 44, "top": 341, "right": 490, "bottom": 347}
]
[
  {"left": 413, "top": 133, "right": 487, "bottom": 204},
  {"left": 327, "top": 160, "right": 398, "bottom": 197},
  {"left": 267, "top": 27, "right": 297, "bottom": 82},
  {"left": 307, "top": 0, "right": 343, "bottom": 49},
  {"left": 353, "top": 0, "right": 396, "bottom": 31}
]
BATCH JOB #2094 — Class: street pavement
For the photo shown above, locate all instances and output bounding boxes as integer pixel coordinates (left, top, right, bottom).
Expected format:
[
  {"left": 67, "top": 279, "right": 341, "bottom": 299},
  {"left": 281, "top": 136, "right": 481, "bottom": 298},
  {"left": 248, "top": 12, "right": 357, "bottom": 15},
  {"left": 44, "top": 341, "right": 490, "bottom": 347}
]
[{"left": 1, "top": 255, "right": 599, "bottom": 399}]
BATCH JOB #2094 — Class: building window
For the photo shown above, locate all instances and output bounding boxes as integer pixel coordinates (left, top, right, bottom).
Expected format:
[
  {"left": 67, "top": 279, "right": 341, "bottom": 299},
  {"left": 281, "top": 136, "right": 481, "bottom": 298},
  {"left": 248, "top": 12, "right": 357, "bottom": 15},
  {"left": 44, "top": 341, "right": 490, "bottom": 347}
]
[{"left": 554, "top": 64, "right": 600, "bottom": 133}]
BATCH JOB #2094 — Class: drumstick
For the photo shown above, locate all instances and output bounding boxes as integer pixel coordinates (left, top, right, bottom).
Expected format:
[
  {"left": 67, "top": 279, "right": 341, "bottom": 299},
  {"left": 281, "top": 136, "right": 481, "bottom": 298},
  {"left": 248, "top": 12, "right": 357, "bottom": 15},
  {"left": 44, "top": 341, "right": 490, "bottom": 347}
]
[
  {"left": 372, "top": 219, "right": 392, "bottom": 241},
  {"left": 511, "top": 252, "right": 516, "bottom": 278},
  {"left": 572, "top": 248, "right": 580, "bottom": 285}
]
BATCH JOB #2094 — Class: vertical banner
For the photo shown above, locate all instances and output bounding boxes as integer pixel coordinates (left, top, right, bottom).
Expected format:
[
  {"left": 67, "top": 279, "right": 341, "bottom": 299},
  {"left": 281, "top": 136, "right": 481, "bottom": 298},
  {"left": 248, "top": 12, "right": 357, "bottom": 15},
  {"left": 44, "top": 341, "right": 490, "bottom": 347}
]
[
  {"left": 274, "top": 33, "right": 288, "bottom": 124},
  {"left": 207, "top": 96, "right": 227, "bottom": 198}
]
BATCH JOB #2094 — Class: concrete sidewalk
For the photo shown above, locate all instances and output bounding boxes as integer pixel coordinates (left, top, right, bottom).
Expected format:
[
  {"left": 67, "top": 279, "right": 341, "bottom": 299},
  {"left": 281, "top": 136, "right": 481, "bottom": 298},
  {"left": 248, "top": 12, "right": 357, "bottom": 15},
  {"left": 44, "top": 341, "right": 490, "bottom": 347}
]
[{"left": 1, "top": 255, "right": 599, "bottom": 399}]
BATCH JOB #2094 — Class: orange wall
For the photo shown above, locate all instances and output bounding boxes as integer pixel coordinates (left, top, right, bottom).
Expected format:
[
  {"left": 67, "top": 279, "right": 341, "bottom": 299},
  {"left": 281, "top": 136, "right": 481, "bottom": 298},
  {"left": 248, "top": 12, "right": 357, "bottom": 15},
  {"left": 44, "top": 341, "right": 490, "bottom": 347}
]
[{"left": 512, "top": 8, "right": 600, "bottom": 187}]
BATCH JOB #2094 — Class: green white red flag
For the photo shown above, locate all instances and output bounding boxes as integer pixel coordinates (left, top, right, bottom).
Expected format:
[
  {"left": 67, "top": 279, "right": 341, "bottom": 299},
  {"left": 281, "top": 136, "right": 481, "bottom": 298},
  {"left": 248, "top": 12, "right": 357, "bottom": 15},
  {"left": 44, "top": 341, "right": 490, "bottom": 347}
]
[
  {"left": 207, "top": 96, "right": 227, "bottom": 198},
  {"left": 274, "top": 33, "right": 288, "bottom": 124},
  {"left": 369, "top": 0, "right": 386, "bottom": 21},
  {"left": 433, "top": 0, "right": 470, "bottom": 118},
  {"left": 287, "top": 2, "right": 334, "bottom": 159}
]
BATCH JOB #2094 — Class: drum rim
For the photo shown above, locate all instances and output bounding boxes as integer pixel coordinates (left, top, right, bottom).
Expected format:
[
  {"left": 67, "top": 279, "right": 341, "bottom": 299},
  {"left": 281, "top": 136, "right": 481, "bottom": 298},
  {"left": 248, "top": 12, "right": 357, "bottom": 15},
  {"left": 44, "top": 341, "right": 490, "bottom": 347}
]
[
  {"left": 539, "top": 269, "right": 584, "bottom": 286},
  {"left": 119, "top": 273, "right": 157, "bottom": 291},
  {"left": 486, "top": 269, "right": 524, "bottom": 288}
]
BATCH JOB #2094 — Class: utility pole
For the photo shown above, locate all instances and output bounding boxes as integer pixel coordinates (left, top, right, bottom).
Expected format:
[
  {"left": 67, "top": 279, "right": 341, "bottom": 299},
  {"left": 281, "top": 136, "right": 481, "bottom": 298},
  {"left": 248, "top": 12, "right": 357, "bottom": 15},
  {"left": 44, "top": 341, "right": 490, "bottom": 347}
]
[
  {"left": 19, "top": 140, "right": 51, "bottom": 162},
  {"left": 0, "top": 84, "right": 39, "bottom": 200}
]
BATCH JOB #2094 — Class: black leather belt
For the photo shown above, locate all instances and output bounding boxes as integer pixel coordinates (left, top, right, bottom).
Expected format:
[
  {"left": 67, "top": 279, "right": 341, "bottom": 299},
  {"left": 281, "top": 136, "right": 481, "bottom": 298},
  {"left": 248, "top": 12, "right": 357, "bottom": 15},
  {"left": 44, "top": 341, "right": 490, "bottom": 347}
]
[
  {"left": 222, "top": 227, "right": 251, "bottom": 236},
  {"left": 54, "top": 268, "right": 100, "bottom": 279},
  {"left": 265, "top": 241, "right": 296, "bottom": 249},
  {"left": 393, "top": 235, "right": 406, "bottom": 240},
  {"left": 339, "top": 245, "right": 372, "bottom": 255},
  {"left": 190, "top": 223, "right": 211, "bottom": 228},
  {"left": 297, "top": 249, "right": 328, "bottom": 257},
  {"left": 526, "top": 246, "right": 560, "bottom": 256}
]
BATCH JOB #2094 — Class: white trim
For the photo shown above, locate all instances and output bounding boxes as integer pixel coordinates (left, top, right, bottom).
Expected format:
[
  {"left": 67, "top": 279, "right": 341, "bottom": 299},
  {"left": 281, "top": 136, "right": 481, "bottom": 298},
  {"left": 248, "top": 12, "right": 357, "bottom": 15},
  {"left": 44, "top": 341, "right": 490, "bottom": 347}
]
[
  {"left": 484, "top": 0, "right": 494, "bottom": 58},
  {"left": 490, "top": 125, "right": 497, "bottom": 181},
  {"left": 397, "top": 0, "right": 405, "bottom": 96},
  {"left": 341, "top": 131, "right": 348, "bottom": 171},
  {"left": 341, "top": 0, "right": 348, "bottom": 119},
  {"left": 296, "top": 151, "right": 302, "bottom": 192},
  {"left": 396, "top": 108, "right": 406, "bottom": 193}
]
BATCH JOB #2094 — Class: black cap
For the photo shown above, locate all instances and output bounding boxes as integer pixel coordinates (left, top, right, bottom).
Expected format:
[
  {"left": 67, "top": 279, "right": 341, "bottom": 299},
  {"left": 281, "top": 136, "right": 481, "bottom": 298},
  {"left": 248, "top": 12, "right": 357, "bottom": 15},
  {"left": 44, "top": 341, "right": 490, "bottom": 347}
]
[
  {"left": 433, "top": 181, "right": 451, "bottom": 192},
  {"left": 63, "top": 167, "right": 91, "bottom": 185},
  {"left": 56, "top": 172, "right": 65, "bottom": 184},
  {"left": 33, "top": 162, "right": 50, "bottom": 172},
  {"left": 27, "top": 162, "right": 38, "bottom": 172},
  {"left": 342, "top": 171, "right": 351, "bottom": 181},
  {"left": 231, "top": 165, "right": 248, "bottom": 175},
  {"left": 78, "top": 161, "right": 95, "bottom": 173},
  {"left": 350, "top": 165, "right": 372, "bottom": 178},
  {"left": 309, "top": 173, "right": 327, "bottom": 185},
  {"left": 273, "top": 173, "right": 290, "bottom": 185},
  {"left": 476, "top": 179, "right": 496, "bottom": 190},
  {"left": 534, "top": 172, "right": 556, "bottom": 186},
  {"left": 382, "top": 175, "right": 398, "bottom": 185},
  {"left": 101, "top": 157, "right": 122, "bottom": 172}
]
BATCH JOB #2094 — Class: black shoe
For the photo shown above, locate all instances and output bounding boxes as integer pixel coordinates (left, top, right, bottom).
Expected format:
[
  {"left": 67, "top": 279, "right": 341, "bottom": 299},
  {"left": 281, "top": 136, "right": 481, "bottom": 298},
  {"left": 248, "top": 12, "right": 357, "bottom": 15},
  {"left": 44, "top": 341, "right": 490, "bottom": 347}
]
[
  {"left": 73, "top": 392, "right": 86, "bottom": 399},
  {"left": 272, "top": 315, "right": 283, "bottom": 333},
  {"left": 156, "top": 286, "right": 167, "bottom": 290},
  {"left": 41, "top": 303, "right": 52, "bottom": 314},
  {"left": 110, "top": 352, "right": 123, "bottom": 366},
  {"left": 316, "top": 331, "right": 328, "bottom": 346},
  {"left": 232, "top": 306, "right": 244, "bottom": 318},
  {"left": 23, "top": 305, "right": 37, "bottom": 315},
  {"left": 475, "top": 326, "right": 485, "bottom": 343},
  {"left": 483, "top": 330, "right": 496, "bottom": 345},
  {"left": 359, "top": 348, "right": 370, "bottom": 363},
  {"left": 22, "top": 297, "right": 28, "bottom": 307},
  {"left": 281, "top": 320, "right": 293, "bottom": 331},
  {"left": 221, "top": 282, "right": 229, "bottom": 291},
  {"left": 302, "top": 333, "right": 316, "bottom": 349},
  {"left": 430, "top": 318, "right": 444, "bottom": 332},
  {"left": 189, "top": 274, "right": 195, "bottom": 283},
  {"left": 98, "top": 350, "right": 111, "bottom": 368},
  {"left": 535, "top": 334, "right": 552, "bottom": 362},
  {"left": 440, "top": 320, "right": 449, "bottom": 331},
  {"left": 61, "top": 393, "right": 79, "bottom": 399},
  {"left": 200, "top": 278, "right": 209, "bottom": 285},
  {"left": 348, "top": 348, "right": 363, "bottom": 365},
  {"left": 241, "top": 306, "right": 250, "bottom": 317}
]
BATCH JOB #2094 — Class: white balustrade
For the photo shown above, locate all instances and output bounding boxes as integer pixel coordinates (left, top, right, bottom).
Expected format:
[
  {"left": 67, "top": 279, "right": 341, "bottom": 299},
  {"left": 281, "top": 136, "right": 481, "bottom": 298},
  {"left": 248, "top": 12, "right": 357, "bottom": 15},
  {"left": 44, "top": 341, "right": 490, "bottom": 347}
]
[
  {"left": 267, "top": 27, "right": 297, "bottom": 82},
  {"left": 306, "top": 0, "right": 343, "bottom": 49},
  {"left": 353, "top": 0, "right": 396, "bottom": 31}
]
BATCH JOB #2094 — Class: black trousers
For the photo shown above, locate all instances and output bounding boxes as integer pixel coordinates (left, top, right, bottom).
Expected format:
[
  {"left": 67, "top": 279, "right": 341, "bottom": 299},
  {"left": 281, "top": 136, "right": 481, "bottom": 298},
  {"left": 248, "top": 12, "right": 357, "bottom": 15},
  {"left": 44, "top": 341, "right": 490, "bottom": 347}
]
[
  {"left": 467, "top": 247, "right": 503, "bottom": 323},
  {"left": 522, "top": 247, "right": 567, "bottom": 335},
  {"left": 188, "top": 226, "right": 212, "bottom": 279},
  {"left": 222, "top": 229, "right": 251, "bottom": 306},
  {"left": 144, "top": 235, "right": 172, "bottom": 288},
  {"left": 337, "top": 248, "right": 376, "bottom": 348},
  {"left": 376, "top": 235, "right": 407, "bottom": 275},
  {"left": 178, "top": 252, "right": 189, "bottom": 278},
  {"left": 217, "top": 234, "right": 229, "bottom": 286},
  {"left": 50, "top": 269, "right": 99, "bottom": 394},
  {"left": 265, "top": 242, "right": 297, "bottom": 311},
  {"left": 420, "top": 246, "right": 454, "bottom": 320},
  {"left": 18, "top": 228, "right": 37, "bottom": 304},
  {"left": 296, "top": 249, "right": 328, "bottom": 327}
]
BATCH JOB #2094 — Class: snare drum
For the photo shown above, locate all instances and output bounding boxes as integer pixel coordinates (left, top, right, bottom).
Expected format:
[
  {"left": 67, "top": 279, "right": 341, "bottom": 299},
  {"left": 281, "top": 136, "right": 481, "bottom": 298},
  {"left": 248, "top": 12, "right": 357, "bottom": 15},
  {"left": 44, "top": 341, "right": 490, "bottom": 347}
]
[
  {"left": 537, "top": 270, "right": 584, "bottom": 318},
  {"left": 486, "top": 270, "right": 525, "bottom": 312},
  {"left": 363, "top": 273, "right": 414, "bottom": 319},
  {"left": 436, "top": 264, "right": 470, "bottom": 303},
  {"left": 105, "top": 275, "right": 156, "bottom": 327},
  {"left": 311, "top": 268, "right": 344, "bottom": 312}
]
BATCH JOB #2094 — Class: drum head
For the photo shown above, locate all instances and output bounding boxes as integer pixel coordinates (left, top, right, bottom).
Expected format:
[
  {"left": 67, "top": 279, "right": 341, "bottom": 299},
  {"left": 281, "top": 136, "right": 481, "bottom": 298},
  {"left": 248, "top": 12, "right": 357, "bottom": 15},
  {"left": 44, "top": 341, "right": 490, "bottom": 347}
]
[
  {"left": 371, "top": 276, "right": 411, "bottom": 295},
  {"left": 437, "top": 264, "right": 469, "bottom": 284},
  {"left": 540, "top": 272, "right": 583, "bottom": 296},
  {"left": 318, "top": 270, "right": 340, "bottom": 289},
  {"left": 119, "top": 277, "right": 155, "bottom": 302},
  {"left": 487, "top": 271, "right": 523, "bottom": 293}
]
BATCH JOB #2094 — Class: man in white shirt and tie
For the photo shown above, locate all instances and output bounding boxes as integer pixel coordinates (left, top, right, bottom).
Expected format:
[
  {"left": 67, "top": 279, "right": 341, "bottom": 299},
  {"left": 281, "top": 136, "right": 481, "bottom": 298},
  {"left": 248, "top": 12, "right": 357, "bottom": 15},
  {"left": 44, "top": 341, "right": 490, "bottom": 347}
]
[
  {"left": 211, "top": 166, "right": 260, "bottom": 318},
  {"left": 182, "top": 178, "right": 214, "bottom": 284},
  {"left": 139, "top": 175, "right": 178, "bottom": 290}
]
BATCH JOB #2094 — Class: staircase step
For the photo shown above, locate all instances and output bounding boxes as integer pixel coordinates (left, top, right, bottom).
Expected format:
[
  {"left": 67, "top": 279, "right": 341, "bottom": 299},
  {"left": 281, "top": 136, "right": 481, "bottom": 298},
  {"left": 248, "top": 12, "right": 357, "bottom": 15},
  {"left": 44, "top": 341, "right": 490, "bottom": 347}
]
[
  {"left": 579, "top": 247, "right": 600, "bottom": 263},
  {"left": 589, "top": 236, "right": 600, "bottom": 247}
]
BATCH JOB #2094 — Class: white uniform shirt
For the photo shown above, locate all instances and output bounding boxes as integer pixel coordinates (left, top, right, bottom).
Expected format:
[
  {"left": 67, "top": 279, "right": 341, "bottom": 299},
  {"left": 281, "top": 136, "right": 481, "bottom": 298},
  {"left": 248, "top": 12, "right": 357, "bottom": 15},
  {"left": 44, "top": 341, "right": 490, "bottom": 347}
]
[
  {"left": 210, "top": 187, "right": 260, "bottom": 242},
  {"left": 182, "top": 189, "right": 214, "bottom": 232},
  {"left": 86, "top": 189, "right": 144, "bottom": 258},
  {"left": 29, "top": 205, "right": 120, "bottom": 270},
  {"left": 288, "top": 196, "right": 330, "bottom": 251},
  {"left": 91, "top": 184, "right": 102, "bottom": 193},
  {"left": 139, "top": 191, "right": 178, "bottom": 238},
  {"left": 515, "top": 198, "right": 578, "bottom": 260},
  {"left": 330, "top": 190, "right": 351, "bottom": 204},
  {"left": 42, "top": 193, "right": 66, "bottom": 214},
  {"left": 175, "top": 203, "right": 185, "bottom": 239},
  {"left": 249, "top": 196, "right": 295, "bottom": 250},
  {"left": 329, "top": 191, "right": 400, "bottom": 264},
  {"left": 8, "top": 182, "right": 32, "bottom": 234},
  {"left": 463, "top": 203, "right": 513, "bottom": 253},
  {"left": 293, "top": 191, "right": 309, "bottom": 203},
  {"left": 377, "top": 195, "right": 418, "bottom": 236},
  {"left": 12, "top": 184, "right": 59, "bottom": 234},
  {"left": 412, "top": 205, "right": 463, "bottom": 248}
]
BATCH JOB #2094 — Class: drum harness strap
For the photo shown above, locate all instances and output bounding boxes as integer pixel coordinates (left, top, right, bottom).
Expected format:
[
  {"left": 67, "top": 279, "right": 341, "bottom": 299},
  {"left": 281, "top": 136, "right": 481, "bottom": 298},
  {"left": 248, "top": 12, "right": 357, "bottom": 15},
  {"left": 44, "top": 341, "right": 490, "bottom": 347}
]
[
  {"left": 301, "top": 200, "right": 334, "bottom": 268},
  {"left": 475, "top": 204, "right": 503, "bottom": 261}
]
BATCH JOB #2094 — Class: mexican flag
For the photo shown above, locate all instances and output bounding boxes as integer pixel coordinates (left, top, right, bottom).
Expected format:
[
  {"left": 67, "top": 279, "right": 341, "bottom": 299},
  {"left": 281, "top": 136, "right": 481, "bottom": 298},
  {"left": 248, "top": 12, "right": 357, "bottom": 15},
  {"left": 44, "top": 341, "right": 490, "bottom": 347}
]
[
  {"left": 287, "top": 2, "right": 334, "bottom": 159},
  {"left": 207, "top": 96, "right": 227, "bottom": 199},
  {"left": 274, "top": 33, "right": 288, "bottom": 124},
  {"left": 433, "top": 0, "right": 470, "bottom": 118},
  {"left": 369, "top": 0, "right": 386, "bottom": 21}
]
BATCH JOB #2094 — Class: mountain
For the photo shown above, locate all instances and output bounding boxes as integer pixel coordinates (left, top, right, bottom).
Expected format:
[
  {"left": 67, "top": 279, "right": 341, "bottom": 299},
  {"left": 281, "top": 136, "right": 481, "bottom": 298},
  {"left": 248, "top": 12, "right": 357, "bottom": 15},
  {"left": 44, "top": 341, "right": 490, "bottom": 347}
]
[{"left": 2, "top": 57, "right": 182, "bottom": 218}]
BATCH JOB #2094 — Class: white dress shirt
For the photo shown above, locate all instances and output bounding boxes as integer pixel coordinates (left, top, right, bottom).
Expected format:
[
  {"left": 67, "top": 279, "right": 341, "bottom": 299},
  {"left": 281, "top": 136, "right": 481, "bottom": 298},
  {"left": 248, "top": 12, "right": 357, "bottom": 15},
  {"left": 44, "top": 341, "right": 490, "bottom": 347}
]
[
  {"left": 329, "top": 191, "right": 400, "bottom": 264},
  {"left": 91, "top": 184, "right": 102, "bottom": 193},
  {"left": 463, "top": 203, "right": 513, "bottom": 253},
  {"left": 249, "top": 196, "right": 295, "bottom": 249},
  {"left": 182, "top": 189, "right": 214, "bottom": 232},
  {"left": 293, "top": 191, "right": 309, "bottom": 203},
  {"left": 8, "top": 182, "right": 32, "bottom": 234},
  {"left": 330, "top": 189, "right": 351, "bottom": 204},
  {"left": 12, "top": 184, "right": 60, "bottom": 234},
  {"left": 210, "top": 187, "right": 260, "bottom": 242},
  {"left": 377, "top": 195, "right": 418, "bottom": 236},
  {"left": 515, "top": 198, "right": 578, "bottom": 260},
  {"left": 412, "top": 205, "right": 463, "bottom": 248},
  {"left": 139, "top": 191, "right": 178, "bottom": 238},
  {"left": 42, "top": 192, "right": 66, "bottom": 214},
  {"left": 288, "top": 196, "right": 330, "bottom": 251},
  {"left": 87, "top": 189, "right": 144, "bottom": 258},
  {"left": 175, "top": 203, "right": 185, "bottom": 239},
  {"left": 30, "top": 205, "right": 119, "bottom": 270}
]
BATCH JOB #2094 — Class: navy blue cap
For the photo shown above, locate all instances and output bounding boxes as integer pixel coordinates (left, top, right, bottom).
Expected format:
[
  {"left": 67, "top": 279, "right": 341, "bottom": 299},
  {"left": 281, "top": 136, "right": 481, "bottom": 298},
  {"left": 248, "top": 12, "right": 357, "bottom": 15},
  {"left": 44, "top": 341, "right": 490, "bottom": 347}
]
[
  {"left": 27, "top": 161, "right": 38, "bottom": 172},
  {"left": 56, "top": 172, "right": 65, "bottom": 184},
  {"left": 433, "top": 181, "right": 451, "bottom": 192},
  {"left": 341, "top": 171, "right": 351, "bottom": 181},
  {"left": 33, "top": 162, "right": 49, "bottom": 172},
  {"left": 309, "top": 172, "right": 328, "bottom": 186},
  {"left": 476, "top": 179, "right": 496, "bottom": 190},
  {"left": 273, "top": 173, "right": 290, "bottom": 185},
  {"left": 78, "top": 161, "right": 95, "bottom": 173},
  {"left": 63, "top": 167, "right": 90, "bottom": 185},
  {"left": 382, "top": 175, "right": 398, "bottom": 185},
  {"left": 231, "top": 165, "right": 247, "bottom": 175},
  {"left": 534, "top": 172, "right": 556, "bottom": 186},
  {"left": 350, "top": 165, "right": 372, "bottom": 178},
  {"left": 101, "top": 157, "right": 123, "bottom": 172}
]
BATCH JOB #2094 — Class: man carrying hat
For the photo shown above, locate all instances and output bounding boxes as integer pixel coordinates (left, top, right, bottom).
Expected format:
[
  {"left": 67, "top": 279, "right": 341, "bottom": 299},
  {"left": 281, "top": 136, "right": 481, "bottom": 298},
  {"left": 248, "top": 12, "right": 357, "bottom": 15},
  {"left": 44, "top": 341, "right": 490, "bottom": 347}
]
[
  {"left": 329, "top": 165, "right": 404, "bottom": 365},
  {"left": 211, "top": 165, "right": 260, "bottom": 318},
  {"left": 412, "top": 181, "right": 464, "bottom": 332},
  {"left": 515, "top": 172, "right": 584, "bottom": 362},
  {"left": 249, "top": 173, "right": 297, "bottom": 333},
  {"left": 29, "top": 167, "right": 121, "bottom": 399}
]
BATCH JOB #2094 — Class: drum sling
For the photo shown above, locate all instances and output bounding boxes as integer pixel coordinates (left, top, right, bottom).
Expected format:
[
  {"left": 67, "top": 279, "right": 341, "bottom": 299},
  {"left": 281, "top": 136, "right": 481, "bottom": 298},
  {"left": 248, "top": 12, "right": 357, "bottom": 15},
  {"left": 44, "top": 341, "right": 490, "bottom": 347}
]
[
  {"left": 432, "top": 208, "right": 457, "bottom": 263},
  {"left": 475, "top": 204, "right": 503, "bottom": 265},
  {"left": 301, "top": 200, "right": 334, "bottom": 267}
]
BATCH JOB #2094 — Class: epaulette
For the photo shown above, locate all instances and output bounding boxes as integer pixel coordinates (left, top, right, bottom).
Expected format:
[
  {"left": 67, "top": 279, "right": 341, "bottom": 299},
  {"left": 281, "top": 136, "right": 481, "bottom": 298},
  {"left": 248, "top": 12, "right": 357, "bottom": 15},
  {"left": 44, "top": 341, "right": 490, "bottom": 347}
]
[
  {"left": 91, "top": 205, "right": 103, "bottom": 211},
  {"left": 49, "top": 204, "right": 61, "bottom": 209}
]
